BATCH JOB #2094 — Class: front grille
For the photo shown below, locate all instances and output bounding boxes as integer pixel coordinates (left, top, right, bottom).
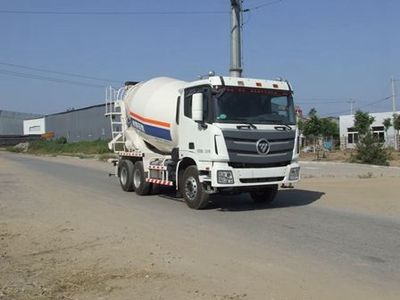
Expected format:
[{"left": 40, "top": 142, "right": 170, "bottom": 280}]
[
  {"left": 222, "top": 129, "right": 295, "bottom": 166},
  {"left": 240, "top": 176, "right": 284, "bottom": 183},
  {"left": 228, "top": 161, "right": 290, "bottom": 168}
]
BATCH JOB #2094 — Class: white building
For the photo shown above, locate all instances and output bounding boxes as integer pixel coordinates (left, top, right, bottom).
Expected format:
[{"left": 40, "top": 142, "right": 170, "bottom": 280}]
[
  {"left": 339, "top": 111, "right": 400, "bottom": 149},
  {"left": 23, "top": 118, "right": 46, "bottom": 135}
]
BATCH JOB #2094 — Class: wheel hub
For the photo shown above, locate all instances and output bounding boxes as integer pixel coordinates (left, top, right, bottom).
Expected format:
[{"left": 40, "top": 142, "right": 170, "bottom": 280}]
[
  {"left": 184, "top": 176, "right": 198, "bottom": 201},
  {"left": 120, "top": 168, "right": 128, "bottom": 185},
  {"left": 133, "top": 169, "right": 141, "bottom": 188}
]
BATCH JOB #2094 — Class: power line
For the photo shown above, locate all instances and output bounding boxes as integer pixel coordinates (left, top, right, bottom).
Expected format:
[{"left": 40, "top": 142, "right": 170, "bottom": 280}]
[
  {"left": 358, "top": 96, "right": 392, "bottom": 110},
  {"left": 0, "top": 69, "right": 105, "bottom": 88},
  {"left": 243, "top": 0, "right": 283, "bottom": 12},
  {"left": 297, "top": 100, "right": 347, "bottom": 104},
  {"left": 297, "top": 97, "right": 350, "bottom": 101},
  {"left": 0, "top": 9, "right": 228, "bottom": 16},
  {"left": 0, "top": 62, "right": 121, "bottom": 84},
  {"left": 319, "top": 96, "right": 392, "bottom": 116}
]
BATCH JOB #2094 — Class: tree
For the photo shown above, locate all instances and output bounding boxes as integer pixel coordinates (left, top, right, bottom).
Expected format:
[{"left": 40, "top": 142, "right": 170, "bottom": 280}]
[
  {"left": 301, "top": 108, "right": 321, "bottom": 155},
  {"left": 303, "top": 108, "right": 321, "bottom": 137},
  {"left": 383, "top": 118, "right": 392, "bottom": 133},
  {"left": 353, "top": 110, "right": 389, "bottom": 165},
  {"left": 393, "top": 114, "right": 400, "bottom": 151},
  {"left": 320, "top": 118, "right": 339, "bottom": 139},
  {"left": 302, "top": 109, "right": 339, "bottom": 155},
  {"left": 354, "top": 110, "right": 374, "bottom": 135},
  {"left": 308, "top": 108, "right": 317, "bottom": 118},
  {"left": 394, "top": 114, "right": 400, "bottom": 131},
  {"left": 297, "top": 119, "right": 305, "bottom": 133},
  {"left": 383, "top": 118, "right": 392, "bottom": 146}
]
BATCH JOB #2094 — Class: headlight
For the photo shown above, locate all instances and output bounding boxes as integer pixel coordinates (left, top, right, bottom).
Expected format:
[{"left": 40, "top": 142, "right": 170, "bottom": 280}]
[
  {"left": 289, "top": 167, "right": 300, "bottom": 181},
  {"left": 217, "top": 170, "right": 234, "bottom": 184}
]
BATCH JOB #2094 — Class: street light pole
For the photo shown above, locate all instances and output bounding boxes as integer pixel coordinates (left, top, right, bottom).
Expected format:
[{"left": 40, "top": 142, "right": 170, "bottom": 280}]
[
  {"left": 347, "top": 98, "right": 355, "bottom": 115},
  {"left": 391, "top": 76, "right": 397, "bottom": 113},
  {"left": 230, "top": 0, "right": 242, "bottom": 77}
]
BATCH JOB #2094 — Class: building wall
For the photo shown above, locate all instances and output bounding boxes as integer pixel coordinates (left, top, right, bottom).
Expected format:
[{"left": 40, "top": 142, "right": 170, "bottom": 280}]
[
  {"left": 0, "top": 110, "right": 42, "bottom": 135},
  {"left": 339, "top": 111, "right": 400, "bottom": 149},
  {"left": 23, "top": 118, "right": 46, "bottom": 135},
  {"left": 45, "top": 104, "right": 111, "bottom": 142}
]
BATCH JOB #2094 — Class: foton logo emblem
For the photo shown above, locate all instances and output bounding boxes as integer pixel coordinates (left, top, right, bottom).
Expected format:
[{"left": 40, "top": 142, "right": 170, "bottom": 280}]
[{"left": 256, "top": 139, "right": 270, "bottom": 155}]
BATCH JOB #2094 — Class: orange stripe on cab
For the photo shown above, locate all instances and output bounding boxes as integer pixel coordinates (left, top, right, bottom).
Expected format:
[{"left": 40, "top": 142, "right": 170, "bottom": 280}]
[{"left": 129, "top": 112, "right": 170, "bottom": 128}]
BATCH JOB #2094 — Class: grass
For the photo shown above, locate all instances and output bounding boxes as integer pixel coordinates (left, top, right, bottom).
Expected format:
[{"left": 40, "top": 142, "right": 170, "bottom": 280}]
[{"left": 7, "top": 139, "right": 112, "bottom": 158}]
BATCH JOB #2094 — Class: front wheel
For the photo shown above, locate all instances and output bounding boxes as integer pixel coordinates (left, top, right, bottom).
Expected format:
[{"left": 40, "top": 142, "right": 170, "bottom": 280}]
[
  {"left": 180, "top": 166, "right": 209, "bottom": 209},
  {"left": 250, "top": 185, "right": 278, "bottom": 204}
]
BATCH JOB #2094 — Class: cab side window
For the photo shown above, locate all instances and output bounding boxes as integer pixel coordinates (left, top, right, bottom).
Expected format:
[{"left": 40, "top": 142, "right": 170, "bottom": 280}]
[
  {"left": 184, "top": 93, "right": 193, "bottom": 118},
  {"left": 184, "top": 86, "right": 210, "bottom": 120}
]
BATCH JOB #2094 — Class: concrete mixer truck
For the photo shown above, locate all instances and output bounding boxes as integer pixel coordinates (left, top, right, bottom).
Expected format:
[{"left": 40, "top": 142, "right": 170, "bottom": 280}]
[{"left": 105, "top": 75, "right": 300, "bottom": 209}]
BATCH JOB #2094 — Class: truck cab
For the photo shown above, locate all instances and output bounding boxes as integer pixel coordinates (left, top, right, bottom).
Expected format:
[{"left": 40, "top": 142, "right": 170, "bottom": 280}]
[{"left": 175, "top": 76, "right": 300, "bottom": 208}]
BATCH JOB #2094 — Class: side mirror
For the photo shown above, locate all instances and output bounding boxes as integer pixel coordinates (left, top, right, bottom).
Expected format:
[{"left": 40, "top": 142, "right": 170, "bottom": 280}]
[{"left": 192, "top": 93, "right": 203, "bottom": 122}]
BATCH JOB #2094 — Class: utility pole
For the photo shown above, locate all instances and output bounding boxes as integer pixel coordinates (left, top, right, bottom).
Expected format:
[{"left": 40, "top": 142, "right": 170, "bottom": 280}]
[
  {"left": 230, "top": 0, "right": 242, "bottom": 77},
  {"left": 391, "top": 76, "right": 398, "bottom": 150},
  {"left": 391, "top": 76, "right": 397, "bottom": 113},
  {"left": 347, "top": 98, "right": 355, "bottom": 115}
]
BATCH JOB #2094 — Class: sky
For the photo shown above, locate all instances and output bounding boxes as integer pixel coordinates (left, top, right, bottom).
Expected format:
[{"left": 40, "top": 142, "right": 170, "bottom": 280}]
[{"left": 0, "top": 0, "right": 399, "bottom": 117}]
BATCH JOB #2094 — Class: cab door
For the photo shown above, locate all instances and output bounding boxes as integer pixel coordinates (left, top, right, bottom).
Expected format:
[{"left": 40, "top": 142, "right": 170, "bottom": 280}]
[{"left": 178, "top": 85, "right": 214, "bottom": 162}]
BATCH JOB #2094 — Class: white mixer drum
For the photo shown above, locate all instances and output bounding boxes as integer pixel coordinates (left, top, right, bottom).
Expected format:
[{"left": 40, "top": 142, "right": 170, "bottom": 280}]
[{"left": 123, "top": 77, "right": 187, "bottom": 153}]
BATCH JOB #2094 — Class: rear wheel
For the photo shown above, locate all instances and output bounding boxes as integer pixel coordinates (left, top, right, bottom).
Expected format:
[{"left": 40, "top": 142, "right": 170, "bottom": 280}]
[
  {"left": 180, "top": 166, "right": 209, "bottom": 209},
  {"left": 119, "top": 159, "right": 135, "bottom": 192},
  {"left": 250, "top": 185, "right": 278, "bottom": 204},
  {"left": 133, "top": 161, "right": 151, "bottom": 195}
]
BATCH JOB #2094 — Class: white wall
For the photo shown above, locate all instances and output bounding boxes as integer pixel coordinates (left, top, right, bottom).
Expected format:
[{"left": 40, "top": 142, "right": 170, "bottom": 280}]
[
  {"left": 339, "top": 111, "right": 400, "bottom": 149},
  {"left": 23, "top": 118, "right": 46, "bottom": 135}
]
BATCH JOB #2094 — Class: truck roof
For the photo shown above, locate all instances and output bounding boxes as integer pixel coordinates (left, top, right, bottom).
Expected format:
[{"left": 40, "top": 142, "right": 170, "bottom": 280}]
[{"left": 188, "top": 76, "right": 292, "bottom": 91}]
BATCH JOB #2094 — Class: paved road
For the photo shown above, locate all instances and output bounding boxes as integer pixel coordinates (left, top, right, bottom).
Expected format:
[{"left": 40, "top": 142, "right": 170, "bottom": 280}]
[{"left": 2, "top": 152, "right": 400, "bottom": 299}]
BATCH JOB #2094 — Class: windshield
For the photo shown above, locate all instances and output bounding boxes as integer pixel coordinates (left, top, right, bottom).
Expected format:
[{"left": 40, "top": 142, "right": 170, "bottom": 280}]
[{"left": 214, "top": 86, "right": 296, "bottom": 125}]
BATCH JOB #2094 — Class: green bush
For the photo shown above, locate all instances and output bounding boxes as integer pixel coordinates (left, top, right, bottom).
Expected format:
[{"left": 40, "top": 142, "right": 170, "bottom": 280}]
[
  {"left": 28, "top": 139, "right": 110, "bottom": 155},
  {"left": 55, "top": 136, "right": 67, "bottom": 144},
  {"left": 353, "top": 133, "right": 389, "bottom": 166},
  {"left": 352, "top": 110, "right": 389, "bottom": 166}
]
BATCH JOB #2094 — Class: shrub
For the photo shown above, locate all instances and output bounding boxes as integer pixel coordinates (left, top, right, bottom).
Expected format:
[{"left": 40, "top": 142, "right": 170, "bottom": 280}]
[
  {"left": 353, "top": 111, "right": 389, "bottom": 166},
  {"left": 55, "top": 136, "right": 67, "bottom": 144}
]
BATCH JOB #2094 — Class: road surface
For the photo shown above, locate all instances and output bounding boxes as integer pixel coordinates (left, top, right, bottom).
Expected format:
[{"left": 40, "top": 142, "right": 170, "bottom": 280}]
[{"left": 1, "top": 152, "right": 399, "bottom": 299}]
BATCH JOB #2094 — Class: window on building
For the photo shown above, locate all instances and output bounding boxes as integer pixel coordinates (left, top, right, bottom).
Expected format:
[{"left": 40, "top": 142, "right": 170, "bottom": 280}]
[
  {"left": 347, "top": 127, "right": 358, "bottom": 144},
  {"left": 372, "top": 126, "right": 385, "bottom": 143},
  {"left": 348, "top": 134, "right": 353, "bottom": 144}
]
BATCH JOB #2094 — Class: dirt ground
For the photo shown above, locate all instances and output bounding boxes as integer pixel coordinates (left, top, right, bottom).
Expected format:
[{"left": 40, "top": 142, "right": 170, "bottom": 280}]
[{"left": 1, "top": 153, "right": 400, "bottom": 300}]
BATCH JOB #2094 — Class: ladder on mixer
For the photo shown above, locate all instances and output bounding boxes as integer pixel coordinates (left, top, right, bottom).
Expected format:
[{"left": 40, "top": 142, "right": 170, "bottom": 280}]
[{"left": 105, "top": 86, "right": 127, "bottom": 152}]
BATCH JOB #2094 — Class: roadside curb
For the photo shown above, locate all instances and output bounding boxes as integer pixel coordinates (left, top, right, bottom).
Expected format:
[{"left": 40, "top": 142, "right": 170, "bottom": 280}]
[{"left": 300, "top": 160, "right": 400, "bottom": 170}]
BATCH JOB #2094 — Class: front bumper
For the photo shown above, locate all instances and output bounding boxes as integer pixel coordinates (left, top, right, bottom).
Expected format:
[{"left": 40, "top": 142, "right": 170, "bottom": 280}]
[{"left": 206, "top": 162, "right": 300, "bottom": 188}]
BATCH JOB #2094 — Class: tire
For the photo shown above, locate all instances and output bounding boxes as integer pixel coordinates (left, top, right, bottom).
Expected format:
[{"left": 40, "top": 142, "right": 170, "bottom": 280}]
[
  {"left": 119, "top": 159, "right": 135, "bottom": 192},
  {"left": 180, "top": 166, "right": 209, "bottom": 209},
  {"left": 250, "top": 185, "right": 278, "bottom": 204},
  {"left": 133, "top": 161, "right": 151, "bottom": 195}
]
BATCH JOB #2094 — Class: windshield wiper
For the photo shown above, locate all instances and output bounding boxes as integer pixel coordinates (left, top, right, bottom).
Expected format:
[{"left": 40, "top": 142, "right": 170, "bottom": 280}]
[
  {"left": 263, "top": 119, "right": 293, "bottom": 130},
  {"left": 237, "top": 122, "right": 257, "bottom": 130},
  {"left": 274, "top": 124, "right": 292, "bottom": 131}
]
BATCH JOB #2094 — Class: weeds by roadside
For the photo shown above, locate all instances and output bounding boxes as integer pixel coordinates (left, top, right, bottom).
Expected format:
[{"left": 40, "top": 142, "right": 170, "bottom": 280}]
[{"left": 6, "top": 139, "right": 113, "bottom": 160}]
